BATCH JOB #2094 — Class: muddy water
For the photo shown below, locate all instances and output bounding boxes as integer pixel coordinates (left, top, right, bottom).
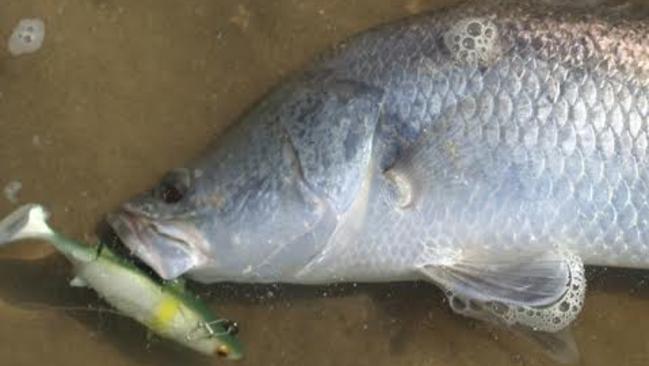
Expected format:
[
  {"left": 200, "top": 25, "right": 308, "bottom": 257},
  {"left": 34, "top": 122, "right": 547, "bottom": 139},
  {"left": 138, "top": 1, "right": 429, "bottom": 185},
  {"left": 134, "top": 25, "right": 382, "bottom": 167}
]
[{"left": 1, "top": 1, "right": 649, "bottom": 365}]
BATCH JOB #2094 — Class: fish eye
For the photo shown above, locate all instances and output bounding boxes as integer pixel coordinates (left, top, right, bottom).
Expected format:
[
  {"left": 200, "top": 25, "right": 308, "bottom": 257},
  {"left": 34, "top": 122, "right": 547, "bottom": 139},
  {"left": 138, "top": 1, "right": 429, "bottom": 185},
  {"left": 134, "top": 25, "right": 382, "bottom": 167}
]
[
  {"left": 215, "top": 345, "right": 230, "bottom": 358},
  {"left": 157, "top": 168, "right": 191, "bottom": 204},
  {"left": 160, "top": 183, "right": 184, "bottom": 204}
]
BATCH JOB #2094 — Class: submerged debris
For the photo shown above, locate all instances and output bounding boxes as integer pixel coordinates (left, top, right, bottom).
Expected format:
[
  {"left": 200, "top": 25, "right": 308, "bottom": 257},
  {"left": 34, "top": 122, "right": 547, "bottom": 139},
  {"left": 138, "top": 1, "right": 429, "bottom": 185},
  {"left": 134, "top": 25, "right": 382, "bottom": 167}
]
[
  {"left": 3, "top": 180, "right": 22, "bottom": 204},
  {"left": 8, "top": 18, "right": 45, "bottom": 56},
  {"left": 229, "top": 4, "right": 251, "bottom": 31}
]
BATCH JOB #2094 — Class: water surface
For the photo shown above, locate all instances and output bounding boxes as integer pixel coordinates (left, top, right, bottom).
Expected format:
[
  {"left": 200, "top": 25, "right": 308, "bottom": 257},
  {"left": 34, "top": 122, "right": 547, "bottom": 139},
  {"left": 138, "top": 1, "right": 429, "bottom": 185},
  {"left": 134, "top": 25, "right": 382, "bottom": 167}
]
[{"left": 1, "top": 1, "right": 649, "bottom": 365}]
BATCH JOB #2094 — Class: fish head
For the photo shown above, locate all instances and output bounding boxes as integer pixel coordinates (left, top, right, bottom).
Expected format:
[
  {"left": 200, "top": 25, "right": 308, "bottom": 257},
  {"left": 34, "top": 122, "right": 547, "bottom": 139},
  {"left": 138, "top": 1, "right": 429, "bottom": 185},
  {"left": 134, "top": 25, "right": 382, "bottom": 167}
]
[
  {"left": 108, "top": 78, "right": 382, "bottom": 282},
  {"left": 106, "top": 167, "right": 215, "bottom": 280},
  {"left": 106, "top": 139, "right": 341, "bottom": 282}
]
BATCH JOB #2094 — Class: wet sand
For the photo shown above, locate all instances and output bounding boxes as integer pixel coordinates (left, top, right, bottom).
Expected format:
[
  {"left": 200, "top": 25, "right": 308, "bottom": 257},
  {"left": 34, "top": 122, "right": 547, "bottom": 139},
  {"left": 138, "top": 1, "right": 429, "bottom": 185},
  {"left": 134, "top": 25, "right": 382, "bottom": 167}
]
[{"left": 1, "top": 1, "right": 649, "bottom": 365}]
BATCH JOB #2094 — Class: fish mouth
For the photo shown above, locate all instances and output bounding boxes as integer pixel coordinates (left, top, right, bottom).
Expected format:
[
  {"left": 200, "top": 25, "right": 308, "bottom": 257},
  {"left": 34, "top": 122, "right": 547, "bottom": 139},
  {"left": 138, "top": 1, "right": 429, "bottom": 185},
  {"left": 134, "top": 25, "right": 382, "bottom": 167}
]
[{"left": 106, "top": 207, "right": 208, "bottom": 280}]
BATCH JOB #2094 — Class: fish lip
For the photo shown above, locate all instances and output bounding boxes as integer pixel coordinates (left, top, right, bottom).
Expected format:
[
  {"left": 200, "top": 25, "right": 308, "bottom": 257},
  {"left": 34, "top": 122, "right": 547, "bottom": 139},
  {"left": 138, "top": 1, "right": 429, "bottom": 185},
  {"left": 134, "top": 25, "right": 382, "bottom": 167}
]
[
  {"left": 105, "top": 210, "right": 152, "bottom": 261},
  {"left": 105, "top": 209, "right": 202, "bottom": 280},
  {"left": 120, "top": 201, "right": 158, "bottom": 219}
]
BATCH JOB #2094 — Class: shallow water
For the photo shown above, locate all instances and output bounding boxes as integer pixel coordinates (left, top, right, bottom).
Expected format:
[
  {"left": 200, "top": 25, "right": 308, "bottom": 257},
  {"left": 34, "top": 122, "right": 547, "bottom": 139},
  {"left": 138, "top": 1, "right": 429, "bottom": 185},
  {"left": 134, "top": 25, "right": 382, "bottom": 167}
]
[{"left": 1, "top": 0, "right": 649, "bottom": 365}]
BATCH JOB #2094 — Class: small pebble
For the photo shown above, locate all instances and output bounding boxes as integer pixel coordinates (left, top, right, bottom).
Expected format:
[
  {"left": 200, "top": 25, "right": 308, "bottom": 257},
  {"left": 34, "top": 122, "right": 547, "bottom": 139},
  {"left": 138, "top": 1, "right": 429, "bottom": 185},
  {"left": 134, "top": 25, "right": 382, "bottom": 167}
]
[{"left": 4, "top": 180, "right": 22, "bottom": 204}]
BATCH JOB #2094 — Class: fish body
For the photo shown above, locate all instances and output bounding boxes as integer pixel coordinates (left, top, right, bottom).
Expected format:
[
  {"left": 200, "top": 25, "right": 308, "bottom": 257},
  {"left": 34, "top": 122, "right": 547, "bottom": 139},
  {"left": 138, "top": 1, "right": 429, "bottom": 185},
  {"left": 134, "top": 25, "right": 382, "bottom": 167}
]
[
  {"left": 108, "top": 0, "right": 649, "bottom": 347},
  {"left": 0, "top": 205, "right": 243, "bottom": 360}
]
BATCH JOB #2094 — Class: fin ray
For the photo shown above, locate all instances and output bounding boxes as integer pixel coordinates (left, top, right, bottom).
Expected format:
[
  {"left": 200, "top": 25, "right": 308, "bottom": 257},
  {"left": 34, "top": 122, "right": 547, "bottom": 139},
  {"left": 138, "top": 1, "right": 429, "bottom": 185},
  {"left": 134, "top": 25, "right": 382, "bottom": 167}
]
[{"left": 421, "top": 250, "right": 575, "bottom": 306}]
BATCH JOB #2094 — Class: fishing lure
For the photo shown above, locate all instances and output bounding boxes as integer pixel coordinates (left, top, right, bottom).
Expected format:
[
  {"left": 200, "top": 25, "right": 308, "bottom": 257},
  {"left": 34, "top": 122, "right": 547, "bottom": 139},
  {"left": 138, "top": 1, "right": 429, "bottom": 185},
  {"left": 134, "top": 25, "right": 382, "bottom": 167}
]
[{"left": 0, "top": 204, "right": 243, "bottom": 360}]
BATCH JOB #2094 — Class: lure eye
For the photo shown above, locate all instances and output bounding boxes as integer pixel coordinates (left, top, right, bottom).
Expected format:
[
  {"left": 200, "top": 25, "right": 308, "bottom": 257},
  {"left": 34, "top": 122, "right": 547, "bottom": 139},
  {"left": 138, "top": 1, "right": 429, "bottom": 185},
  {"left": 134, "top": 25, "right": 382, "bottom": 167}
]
[
  {"left": 221, "top": 320, "right": 239, "bottom": 335},
  {"left": 215, "top": 345, "right": 230, "bottom": 358}
]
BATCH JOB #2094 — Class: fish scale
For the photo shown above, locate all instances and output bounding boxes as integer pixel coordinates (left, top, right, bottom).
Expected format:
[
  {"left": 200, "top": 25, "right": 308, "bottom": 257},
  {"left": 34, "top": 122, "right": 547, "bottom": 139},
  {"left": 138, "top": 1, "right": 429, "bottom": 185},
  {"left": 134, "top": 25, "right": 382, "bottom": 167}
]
[{"left": 278, "top": 0, "right": 649, "bottom": 300}]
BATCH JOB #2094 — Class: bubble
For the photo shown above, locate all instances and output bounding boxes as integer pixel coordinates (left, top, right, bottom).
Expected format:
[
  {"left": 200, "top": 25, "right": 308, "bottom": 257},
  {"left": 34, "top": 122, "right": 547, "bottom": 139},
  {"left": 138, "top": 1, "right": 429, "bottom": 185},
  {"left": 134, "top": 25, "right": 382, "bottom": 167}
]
[
  {"left": 559, "top": 301, "right": 570, "bottom": 312},
  {"left": 467, "top": 22, "right": 482, "bottom": 36},
  {"left": 451, "top": 296, "right": 467, "bottom": 311},
  {"left": 462, "top": 37, "right": 475, "bottom": 50},
  {"left": 491, "top": 302, "right": 508, "bottom": 315}
]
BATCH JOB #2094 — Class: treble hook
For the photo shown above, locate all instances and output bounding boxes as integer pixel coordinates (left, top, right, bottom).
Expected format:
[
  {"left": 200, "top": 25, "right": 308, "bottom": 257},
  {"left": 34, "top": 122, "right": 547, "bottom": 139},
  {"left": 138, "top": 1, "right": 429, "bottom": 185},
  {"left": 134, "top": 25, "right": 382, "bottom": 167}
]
[{"left": 185, "top": 319, "right": 240, "bottom": 341}]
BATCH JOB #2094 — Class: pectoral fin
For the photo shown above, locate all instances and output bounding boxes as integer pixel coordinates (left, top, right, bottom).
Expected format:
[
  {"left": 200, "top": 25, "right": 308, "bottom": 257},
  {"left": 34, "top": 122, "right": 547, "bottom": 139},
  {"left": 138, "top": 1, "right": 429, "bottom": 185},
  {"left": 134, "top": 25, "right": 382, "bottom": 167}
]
[
  {"left": 419, "top": 249, "right": 585, "bottom": 332},
  {"left": 419, "top": 249, "right": 584, "bottom": 363}
]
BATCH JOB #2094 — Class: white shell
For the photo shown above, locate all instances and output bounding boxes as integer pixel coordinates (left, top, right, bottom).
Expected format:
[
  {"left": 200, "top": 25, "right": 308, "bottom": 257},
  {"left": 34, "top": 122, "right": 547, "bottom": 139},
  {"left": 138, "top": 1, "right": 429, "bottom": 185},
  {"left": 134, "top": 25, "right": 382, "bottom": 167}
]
[{"left": 8, "top": 18, "right": 45, "bottom": 56}]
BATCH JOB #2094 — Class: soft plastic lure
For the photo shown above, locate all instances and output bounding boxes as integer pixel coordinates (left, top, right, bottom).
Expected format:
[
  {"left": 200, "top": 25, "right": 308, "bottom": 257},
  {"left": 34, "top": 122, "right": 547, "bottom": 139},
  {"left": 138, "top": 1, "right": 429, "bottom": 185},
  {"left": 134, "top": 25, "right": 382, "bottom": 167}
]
[{"left": 0, "top": 204, "right": 243, "bottom": 360}]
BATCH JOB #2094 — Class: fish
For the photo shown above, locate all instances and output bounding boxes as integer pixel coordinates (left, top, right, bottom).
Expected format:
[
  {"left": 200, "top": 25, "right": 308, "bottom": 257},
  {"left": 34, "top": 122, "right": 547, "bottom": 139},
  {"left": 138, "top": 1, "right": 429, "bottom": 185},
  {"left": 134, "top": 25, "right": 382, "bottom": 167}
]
[
  {"left": 106, "top": 0, "right": 649, "bottom": 360},
  {"left": 0, "top": 204, "right": 243, "bottom": 360}
]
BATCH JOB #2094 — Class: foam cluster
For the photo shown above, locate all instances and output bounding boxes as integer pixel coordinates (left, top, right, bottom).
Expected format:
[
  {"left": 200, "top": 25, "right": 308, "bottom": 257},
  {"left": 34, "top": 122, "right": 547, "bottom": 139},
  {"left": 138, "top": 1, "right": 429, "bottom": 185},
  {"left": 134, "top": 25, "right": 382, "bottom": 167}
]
[
  {"left": 448, "top": 252, "right": 585, "bottom": 333},
  {"left": 443, "top": 17, "right": 499, "bottom": 65},
  {"left": 8, "top": 18, "right": 45, "bottom": 56}
]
